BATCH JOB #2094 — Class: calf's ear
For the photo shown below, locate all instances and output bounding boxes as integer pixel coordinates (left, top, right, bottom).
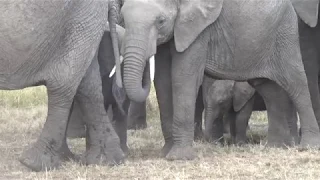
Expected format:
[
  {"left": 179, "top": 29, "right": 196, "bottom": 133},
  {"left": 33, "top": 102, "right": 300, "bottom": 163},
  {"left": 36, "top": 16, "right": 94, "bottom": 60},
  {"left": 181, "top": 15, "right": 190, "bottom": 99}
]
[{"left": 232, "top": 82, "right": 255, "bottom": 112}]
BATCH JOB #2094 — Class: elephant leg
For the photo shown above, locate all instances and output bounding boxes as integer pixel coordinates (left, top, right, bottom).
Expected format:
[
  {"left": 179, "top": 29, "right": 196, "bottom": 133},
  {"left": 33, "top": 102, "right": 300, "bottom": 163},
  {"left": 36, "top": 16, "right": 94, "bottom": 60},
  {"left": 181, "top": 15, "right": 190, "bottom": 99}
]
[
  {"left": 234, "top": 97, "right": 254, "bottom": 145},
  {"left": 112, "top": 104, "right": 129, "bottom": 156},
  {"left": 60, "top": 135, "right": 80, "bottom": 162},
  {"left": 165, "top": 41, "right": 206, "bottom": 161},
  {"left": 194, "top": 86, "right": 204, "bottom": 141},
  {"left": 66, "top": 99, "right": 86, "bottom": 138},
  {"left": 59, "top": 100, "right": 80, "bottom": 162},
  {"left": 279, "top": 74, "right": 320, "bottom": 148},
  {"left": 271, "top": 25, "right": 320, "bottom": 148},
  {"left": 299, "top": 22, "right": 320, "bottom": 125},
  {"left": 287, "top": 106, "right": 299, "bottom": 145},
  {"left": 154, "top": 43, "right": 174, "bottom": 157},
  {"left": 76, "top": 57, "right": 124, "bottom": 166},
  {"left": 307, "top": 57, "right": 320, "bottom": 126},
  {"left": 249, "top": 79, "right": 297, "bottom": 147},
  {"left": 226, "top": 110, "right": 237, "bottom": 144},
  {"left": 127, "top": 101, "right": 147, "bottom": 130},
  {"left": 19, "top": 77, "right": 79, "bottom": 171}
]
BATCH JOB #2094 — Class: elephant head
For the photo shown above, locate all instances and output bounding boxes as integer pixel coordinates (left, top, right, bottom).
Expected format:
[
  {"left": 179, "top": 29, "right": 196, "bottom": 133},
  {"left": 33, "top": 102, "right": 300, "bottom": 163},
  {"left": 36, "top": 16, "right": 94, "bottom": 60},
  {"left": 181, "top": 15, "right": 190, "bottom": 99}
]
[
  {"left": 290, "top": 0, "right": 319, "bottom": 27},
  {"left": 120, "top": 0, "right": 224, "bottom": 102}
]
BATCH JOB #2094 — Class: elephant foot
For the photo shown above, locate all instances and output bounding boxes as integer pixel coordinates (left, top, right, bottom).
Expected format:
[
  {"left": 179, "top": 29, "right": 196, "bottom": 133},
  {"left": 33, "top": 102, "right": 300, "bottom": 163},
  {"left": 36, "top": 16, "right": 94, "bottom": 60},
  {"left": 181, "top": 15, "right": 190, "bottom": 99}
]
[
  {"left": 160, "top": 141, "right": 173, "bottom": 157},
  {"left": 235, "top": 137, "right": 248, "bottom": 146},
  {"left": 59, "top": 141, "right": 80, "bottom": 162},
  {"left": 266, "top": 132, "right": 294, "bottom": 148},
  {"left": 121, "top": 144, "right": 129, "bottom": 157},
  {"left": 83, "top": 141, "right": 125, "bottom": 166},
  {"left": 299, "top": 131, "right": 320, "bottom": 150},
  {"left": 194, "top": 130, "right": 204, "bottom": 141},
  {"left": 19, "top": 140, "right": 61, "bottom": 172},
  {"left": 165, "top": 145, "right": 197, "bottom": 161}
]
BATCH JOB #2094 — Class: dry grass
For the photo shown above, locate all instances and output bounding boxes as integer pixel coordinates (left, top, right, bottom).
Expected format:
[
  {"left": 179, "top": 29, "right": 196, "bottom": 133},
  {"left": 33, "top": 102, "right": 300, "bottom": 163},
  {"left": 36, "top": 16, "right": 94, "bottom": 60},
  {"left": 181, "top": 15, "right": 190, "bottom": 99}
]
[{"left": 1, "top": 86, "right": 320, "bottom": 179}]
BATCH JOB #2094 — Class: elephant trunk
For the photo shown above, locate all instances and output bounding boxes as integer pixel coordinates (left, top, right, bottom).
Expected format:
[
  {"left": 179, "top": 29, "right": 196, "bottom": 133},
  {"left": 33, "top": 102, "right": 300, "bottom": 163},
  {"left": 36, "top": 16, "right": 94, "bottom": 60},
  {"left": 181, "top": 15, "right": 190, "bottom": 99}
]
[
  {"left": 204, "top": 108, "right": 224, "bottom": 142},
  {"left": 204, "top": 108, "right": 214, "bottom": 141},
  {"left": 123, "top": 36, "right": 151, "bottom": 102}
]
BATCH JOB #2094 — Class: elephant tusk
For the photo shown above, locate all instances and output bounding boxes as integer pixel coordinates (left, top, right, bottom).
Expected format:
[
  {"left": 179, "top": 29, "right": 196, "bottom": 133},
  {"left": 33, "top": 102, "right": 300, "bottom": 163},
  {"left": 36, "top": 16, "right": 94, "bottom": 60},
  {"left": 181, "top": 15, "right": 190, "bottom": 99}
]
[
  {"left": 109, "top": 56, "right": 124, "bottom": 78},
  {"left": 109, "top": 55, "right": 155, "bottom": 81},
  {"left": 150, "top": 55, "right": 155, "bottom": 82},
  {"left": 109, "top": 66, "right": 116, "bottom": 78}
]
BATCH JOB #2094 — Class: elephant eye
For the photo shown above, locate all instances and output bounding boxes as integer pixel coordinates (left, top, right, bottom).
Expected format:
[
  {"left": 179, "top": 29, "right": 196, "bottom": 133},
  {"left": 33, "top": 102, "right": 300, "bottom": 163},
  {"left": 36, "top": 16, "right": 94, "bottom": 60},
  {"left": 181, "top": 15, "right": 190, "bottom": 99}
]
[{"left": 156, "top": 16, "right": 166, "bottom": 28}]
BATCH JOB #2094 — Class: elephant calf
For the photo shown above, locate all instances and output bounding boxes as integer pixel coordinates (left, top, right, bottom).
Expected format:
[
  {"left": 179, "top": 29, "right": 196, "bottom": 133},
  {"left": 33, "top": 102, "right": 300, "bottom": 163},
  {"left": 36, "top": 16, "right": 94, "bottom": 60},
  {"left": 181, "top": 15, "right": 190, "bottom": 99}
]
[
  {"left": 201, "top": 75, "right": 300, "bottom": 145},
  {"left": 202, "top": 76, "right": 255, "bottom": 144}
]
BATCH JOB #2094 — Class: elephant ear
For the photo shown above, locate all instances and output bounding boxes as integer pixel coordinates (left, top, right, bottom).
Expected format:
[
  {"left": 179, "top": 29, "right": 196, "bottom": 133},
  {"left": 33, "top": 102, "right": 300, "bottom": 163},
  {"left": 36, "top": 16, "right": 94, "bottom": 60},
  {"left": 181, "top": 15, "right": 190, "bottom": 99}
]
[
  {"left": 174, "top": 0, "right": 224, "bottom": 52},
  {"left": 291, "top": 0, "right": 319, "bottom": 27},
  {"left": 232, "top": 82, "right": 255, "bottom": 112}
]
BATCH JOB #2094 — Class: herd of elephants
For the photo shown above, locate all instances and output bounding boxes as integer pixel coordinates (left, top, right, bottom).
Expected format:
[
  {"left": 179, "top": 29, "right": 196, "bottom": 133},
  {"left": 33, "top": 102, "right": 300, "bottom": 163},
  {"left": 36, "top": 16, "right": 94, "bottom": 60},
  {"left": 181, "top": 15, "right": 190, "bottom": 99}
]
[{"left": 1, "top": 0, "right": 320, "bottom": 172}]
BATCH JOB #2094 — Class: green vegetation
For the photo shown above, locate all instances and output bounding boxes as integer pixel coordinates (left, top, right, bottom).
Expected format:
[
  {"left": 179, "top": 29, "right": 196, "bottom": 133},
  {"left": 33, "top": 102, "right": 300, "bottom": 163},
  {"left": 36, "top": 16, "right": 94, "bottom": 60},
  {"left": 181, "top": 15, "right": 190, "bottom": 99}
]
[{"left": 0, "top": 86, "right": 47, "bottom": 108}]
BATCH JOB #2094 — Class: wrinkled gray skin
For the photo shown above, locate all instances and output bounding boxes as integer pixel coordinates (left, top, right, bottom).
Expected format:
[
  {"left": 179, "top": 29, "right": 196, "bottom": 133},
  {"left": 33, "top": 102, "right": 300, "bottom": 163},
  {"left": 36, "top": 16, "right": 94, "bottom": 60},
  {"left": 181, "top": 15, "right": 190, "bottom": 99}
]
[
  {"left": 199, "top": 0, "right": 320, "bottom": 144},
  {"left": 67, "top": 30, "right": 148, "bottom": 155},
  {"left": 121, "top": 0, "right": 320, "bottom": 161},
  {"left": 66, "top": 31, "right": 130, "bottom": 156},
  {"left": 201, "top": 76, "right": 299, "bottom": 145},
  {"left": 0, "top": 1, "right": 125, "bottom": 171},
  {"left": 291, "top": 0, "right": 320, "bottom": 128},
  {"left": 67, "top": 0, "right": 148, "bottom": 142}
]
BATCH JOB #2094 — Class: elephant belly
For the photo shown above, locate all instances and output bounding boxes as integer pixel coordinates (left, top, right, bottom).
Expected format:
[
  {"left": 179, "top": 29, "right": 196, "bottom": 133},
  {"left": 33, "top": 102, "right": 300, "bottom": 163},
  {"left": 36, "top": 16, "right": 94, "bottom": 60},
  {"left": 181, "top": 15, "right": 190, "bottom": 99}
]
[
  {"left": 204, "top": 33, "right": 273, "bottom": 81},
  {"left": 204, "top": 0, "right": 287, "bottom": 81}
]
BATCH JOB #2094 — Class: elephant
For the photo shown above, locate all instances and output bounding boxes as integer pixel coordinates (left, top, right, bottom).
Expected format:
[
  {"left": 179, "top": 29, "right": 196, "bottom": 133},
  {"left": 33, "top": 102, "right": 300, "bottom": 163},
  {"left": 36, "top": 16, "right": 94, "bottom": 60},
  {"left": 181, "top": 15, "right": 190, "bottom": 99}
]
[
  {"left": 127, "top": 101, "right": 147, "bottom": 129},
  {"left": 66, "top": 29, "right": 151, "bottom": 155},
  {"left": 199, "top": 0, "right": 320, "bottom": 145},
  {"left": 0, "top": 1, "right": 125, "bottom": 171},
  {"left": 201, "top": 76, "right": 299, "bottom": 145},
  {"left": 289, "top": 0, "right": 320, "bottom": 127},
  {"left": 201, "top": 76, "right": 255, "bottom": 144},
  {"left": 66, "top": 29, "right": 131, "bottom": 156},
  {"left": 120, "top": 0, "right": 320, "bottom": 161}
]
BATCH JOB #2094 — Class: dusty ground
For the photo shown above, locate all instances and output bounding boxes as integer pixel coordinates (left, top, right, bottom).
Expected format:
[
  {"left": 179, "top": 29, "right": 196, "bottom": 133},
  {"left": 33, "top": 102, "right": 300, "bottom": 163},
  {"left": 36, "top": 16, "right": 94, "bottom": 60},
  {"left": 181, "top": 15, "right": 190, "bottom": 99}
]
[{"left": 1, "top": 86, "right": 320, "bottom": 180}]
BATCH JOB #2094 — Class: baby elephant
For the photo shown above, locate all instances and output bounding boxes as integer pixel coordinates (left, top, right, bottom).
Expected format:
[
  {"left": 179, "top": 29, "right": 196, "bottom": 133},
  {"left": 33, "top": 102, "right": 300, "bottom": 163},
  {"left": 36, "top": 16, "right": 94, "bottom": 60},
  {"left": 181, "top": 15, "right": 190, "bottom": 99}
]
[{"left": 202, "top": 76, "right": 256, "bottom": 144}]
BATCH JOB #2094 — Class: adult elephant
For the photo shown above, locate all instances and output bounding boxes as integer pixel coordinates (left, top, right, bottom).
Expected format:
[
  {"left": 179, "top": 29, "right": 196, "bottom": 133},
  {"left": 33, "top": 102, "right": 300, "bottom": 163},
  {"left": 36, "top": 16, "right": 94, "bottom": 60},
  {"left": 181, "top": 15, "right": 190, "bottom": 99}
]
[
  {"left": 120, "top": 0, "right": 320, "bottom": 160},
  {"left": 66, "top": 29, "right": 131, "bottom": 156},
  {"left": 200, "top": 0, "right": 320, "bottom": 144},
  {"left": 0, "top": 1, "right": 124, "bottom": 171}
]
